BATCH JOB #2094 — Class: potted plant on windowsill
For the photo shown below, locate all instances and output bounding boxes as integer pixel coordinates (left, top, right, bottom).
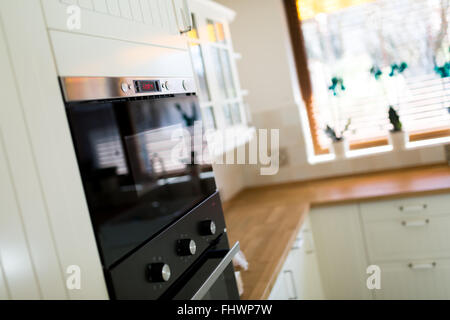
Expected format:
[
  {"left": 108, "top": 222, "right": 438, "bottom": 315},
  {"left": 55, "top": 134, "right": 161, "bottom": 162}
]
[
  {"left": 325, "top": 119, "right": 351, "bottom": 159},
  {"left": 388, "top": 106, "right": 407, "bottom": 150},
  {"left": 325, "top": 76, "right": 351, "bottom": 159}
]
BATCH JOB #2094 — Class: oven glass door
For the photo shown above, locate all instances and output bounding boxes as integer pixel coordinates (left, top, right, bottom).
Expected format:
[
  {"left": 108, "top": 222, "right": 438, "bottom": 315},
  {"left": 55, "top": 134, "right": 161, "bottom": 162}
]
[
  {"left": 66, "top": 94, "right": 216, "bottom": 268},
  {"left": 197, "top": 262, "right": 239, "bottom": 300},
  {"left": 168, "top": 242, "right": 241, "bottom": 300}
]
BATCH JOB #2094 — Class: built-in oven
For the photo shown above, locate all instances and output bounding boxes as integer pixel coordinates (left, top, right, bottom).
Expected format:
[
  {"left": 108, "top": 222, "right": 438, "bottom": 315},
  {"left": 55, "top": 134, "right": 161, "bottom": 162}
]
[{"left": 61, "top": 76, "right": 240, "bottom": 300}]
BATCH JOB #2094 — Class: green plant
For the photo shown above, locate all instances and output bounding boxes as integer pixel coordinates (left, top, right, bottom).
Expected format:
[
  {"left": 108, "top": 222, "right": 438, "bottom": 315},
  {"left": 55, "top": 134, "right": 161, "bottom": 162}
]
[
  {"left": 370, "top": 65, "right": 383, "bottom": 80},
  {"left": 389, "top": 62, "right": 408, "bottom": 77},
  {"left": 435, "top": 62, "right": 450, "bottom": 78},
  {"left": 388, "top": 106, "right": 402, "bottom": 132},
  {"left": 328, "top": 77, "right": 346, "bottom": 96},
  {"left": 325, "top": 119, "right": 351, "bottom": 142}
]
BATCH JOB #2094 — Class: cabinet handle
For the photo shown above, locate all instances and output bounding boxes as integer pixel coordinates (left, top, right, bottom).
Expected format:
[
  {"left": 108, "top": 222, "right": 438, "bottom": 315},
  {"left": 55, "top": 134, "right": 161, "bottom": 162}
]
[
  {"left": 303, "top": 231, "right": 315, "bottom": 254},
  {"left": 401, "top": 219, "right": 430, "bottom": 227},
  {"left": 179, "top": 0, "right": 192, "bottom": 34},
  {"left": 291, "top": 237, "right": 304, "bottom": 250},
  {"left": 399, "top": 204, "right": 427, "bottom": 212},
  {"left": 283, "top": 270, "right": 298, "bottom": 300},
  {"left": 408, "top": 262, "right": 436, "bottom": 269}
]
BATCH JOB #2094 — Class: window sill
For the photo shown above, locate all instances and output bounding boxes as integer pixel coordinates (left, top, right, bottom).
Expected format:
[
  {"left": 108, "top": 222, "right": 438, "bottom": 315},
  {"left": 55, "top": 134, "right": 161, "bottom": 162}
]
[
  {"left": 308, "top": 137, "right": 449, "bottom": 164},
  {"left": 406, "top": 136, "right": 450, "bottom": 149}
]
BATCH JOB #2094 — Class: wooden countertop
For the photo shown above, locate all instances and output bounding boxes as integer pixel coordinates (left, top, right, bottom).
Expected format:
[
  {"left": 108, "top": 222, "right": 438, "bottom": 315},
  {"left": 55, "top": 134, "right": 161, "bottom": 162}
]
[{"left": 223, "top": 164, "right": 450, "bottom": 300}]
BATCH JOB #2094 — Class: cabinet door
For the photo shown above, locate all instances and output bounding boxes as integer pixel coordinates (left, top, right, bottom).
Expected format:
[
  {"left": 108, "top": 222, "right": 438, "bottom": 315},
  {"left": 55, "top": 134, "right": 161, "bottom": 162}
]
[
  {"left": 42, "top": 0, "right": 187, "bottom": 49},
  {"left": 310, "top": 204, "right": 373, "bottom": 299},
  {"left": 289, "top": 226, "right": 325, "bottom": 300},
  {"left": 374, "top": 259, "right": 450, "bottom": 300},
  {"left": 187, "top": 0, "right": 248, "bottom": 130},
  {"left": 268, "top": 270, "right": 290, "bottom": 300},
  {"left": 268, "top": 253, "right": 298, "bottom": 300}
]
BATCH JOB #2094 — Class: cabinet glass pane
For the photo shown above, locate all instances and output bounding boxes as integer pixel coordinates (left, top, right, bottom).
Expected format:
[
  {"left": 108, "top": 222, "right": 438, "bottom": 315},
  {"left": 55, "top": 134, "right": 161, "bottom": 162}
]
[
  {"left": 220, "top": 49, "right": 236, "bottom": 98},
  {"left": 206, "top": 19, "right": 227, "bottom": 43},
  {"left": 212, "top": 48, "right": 237, "bottom": 99},
  {"left": 223, "top": 104, "right": 233, "bottom": 126},
  {"left": 231, "top": 103, "right": 242, "bottom": 125},
  {"left": 202, "top": 107, "right": 217, "bottom": 130},
  {"left": 189, "top": 43, "right": 211, "bottom": 102}
]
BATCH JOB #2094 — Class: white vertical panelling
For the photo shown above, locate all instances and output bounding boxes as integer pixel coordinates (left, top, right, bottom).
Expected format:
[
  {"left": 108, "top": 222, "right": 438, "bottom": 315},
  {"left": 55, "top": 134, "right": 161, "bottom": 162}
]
[
  {"left": 1, "top": 0, "right": 108, "bottom": 299},
  {"left": 42, "top": 0, "right": 187, "bottom": 50},
  {"left": 78, "top": 0, "right": 94, "bottom": 10},
  {"left": 156, "top": 0, "right": 165, "bottom": 28},
  {"left": 78, "top": 0, "right": 95, "bottom": 10},
  {"left": 93, "top": 0, "right": 108, "bottom": 13},
  {"left": 0, "top": 6, "right": 68, "bottom": 299},
  {"left": 0, "top": 133, "right": 41, "bottom": 300},
  {"left": 161, "top": 0, "right": 172, "bottom": 30},
  {"left": 149, "top": 0, "right": 162, "bottom": 28},
  {"left": 106, "top": 0, "right": 121, "bottom": 16},
  {"left": 129, "top": 0, "right": 143, "bottom": 22},
  {"left": 140, "top": 0, "right": 152, "bottom": 24},
  {"left": 0, "top": 261, "right": 10, "bottom": 300},
  {"left": 118, "top": 0, "right": 133, "bottom": 19},
  {"left": 166, "top": 0, "right": 178, "bottom": 34}
]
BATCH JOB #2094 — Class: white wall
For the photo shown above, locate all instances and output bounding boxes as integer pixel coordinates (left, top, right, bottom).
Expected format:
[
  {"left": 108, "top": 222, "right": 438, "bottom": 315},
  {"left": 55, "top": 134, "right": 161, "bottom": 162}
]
[{"left": 215, "top": 0, "right": 446, "bottom": 187}]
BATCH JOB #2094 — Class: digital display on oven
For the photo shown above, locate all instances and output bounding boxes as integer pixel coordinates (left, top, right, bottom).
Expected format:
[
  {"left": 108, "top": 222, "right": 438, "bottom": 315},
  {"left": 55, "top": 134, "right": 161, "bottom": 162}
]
[{"left": 135, "top": 80, "right": 160, "bottom": 93}]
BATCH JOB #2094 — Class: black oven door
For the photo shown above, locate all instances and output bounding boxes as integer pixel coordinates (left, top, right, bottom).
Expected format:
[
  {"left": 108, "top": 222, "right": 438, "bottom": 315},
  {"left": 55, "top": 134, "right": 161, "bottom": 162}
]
[
  {"left": 65, "top": 93, "right": 217, "bottom": 268},
  {"left": 163, "top": 241, "right": 241, "bottom": 300}
]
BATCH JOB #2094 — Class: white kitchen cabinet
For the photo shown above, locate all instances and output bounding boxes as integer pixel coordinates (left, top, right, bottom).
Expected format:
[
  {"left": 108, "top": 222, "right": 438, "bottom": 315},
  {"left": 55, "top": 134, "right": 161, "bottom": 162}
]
[
  {"left": 269, "top": 218, "right": 325, "bottom": 300},
  {"left": 310, "top": 193, "right": 450, "bottom": 300},
  {"left": 187, "top": 0, "right": 249, "bottom": 131},
  {"left": 268, "top": 254, "right": 296, "bottom": 300},
  {"left": 42, "top": 0, "right": 187, "bottom": 49},
  {"left": 374, "top": 259, "right": 450, "bottom": 300},
  {"left": 41, "top": 0, "right": 193, "bottom": 77},
  {"left": 291, "top": 223, "right": 325, "bottom": 300},
  {"left": 310, "top": 204, "right": 372, "bottom": 300},
  {"left": 0, "top": 0, "right": 109, "bottom": 299},
  {"left": 362, "top": 214, "right": 450, "bottom": 262}
]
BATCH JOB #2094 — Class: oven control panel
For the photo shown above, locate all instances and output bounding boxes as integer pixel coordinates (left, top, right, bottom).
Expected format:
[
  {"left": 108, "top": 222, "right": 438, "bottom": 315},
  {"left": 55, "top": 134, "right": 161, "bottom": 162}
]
[
  {"left": 61, "top": 76, "right": 197, "bottom": 102},
  {"left": 107, "top": 192, "right": 229, "bottom": 300}
]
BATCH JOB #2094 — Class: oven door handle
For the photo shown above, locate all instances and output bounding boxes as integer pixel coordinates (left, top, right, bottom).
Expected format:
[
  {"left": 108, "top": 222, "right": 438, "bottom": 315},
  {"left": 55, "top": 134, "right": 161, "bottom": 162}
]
[{"left": 191, "top": 241, "right": 240, "bottom": 300}]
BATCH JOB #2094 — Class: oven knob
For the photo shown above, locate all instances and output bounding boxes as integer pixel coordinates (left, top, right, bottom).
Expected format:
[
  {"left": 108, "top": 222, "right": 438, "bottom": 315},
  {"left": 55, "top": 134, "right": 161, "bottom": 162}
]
[
  {"left": 147, "top": 263, "right": 171, "bottom": 283},
  {"left": 199, "top": 220, "right": 216, "bottom": 236},
  {"left": 177, "top": 239, "right": 197, "bottom": 256},
  {"left": 164, "top": 81, "right": 170, "bottom": 90},
  {"left": 121, "top": 82, "right": 130, "bottom": 93},
  {"left": 182, "top": 79, "right": 193, "bottom": 91}
]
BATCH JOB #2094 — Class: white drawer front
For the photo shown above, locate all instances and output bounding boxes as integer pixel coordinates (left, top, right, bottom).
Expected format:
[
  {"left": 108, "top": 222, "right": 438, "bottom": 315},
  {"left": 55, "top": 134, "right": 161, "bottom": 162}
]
[
  {"left": 360, "top": 194, "right": 450, "bottom": 222},
  {"left": 375, "top": 259, "right": 450, "bottom": 300},
  {"left": 364, "top": 215, "right": 450, "bottom": 261}
]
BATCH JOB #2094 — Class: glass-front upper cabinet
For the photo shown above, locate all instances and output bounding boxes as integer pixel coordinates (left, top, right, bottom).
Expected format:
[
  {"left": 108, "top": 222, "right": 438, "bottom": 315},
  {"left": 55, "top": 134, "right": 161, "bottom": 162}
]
[{"left": 186, "top": 0, "right": 248, "bottom": 131}]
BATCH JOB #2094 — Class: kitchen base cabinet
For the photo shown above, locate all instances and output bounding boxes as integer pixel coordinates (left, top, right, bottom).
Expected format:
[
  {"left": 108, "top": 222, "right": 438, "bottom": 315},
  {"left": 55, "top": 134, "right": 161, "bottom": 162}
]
[
  {"left": 374, "top": 259, "right": 450, "bottom": 300},
  {"left": 268, "top": 254, "right": 296, "bottom": 300},
  {"left": 310, "top": 193, "right": 450, "bottom": 300},
  {"left": 310, "top": 204, "right": 372, "bottom": 300},
  {"left": 269, "top": 218, "right": 325, "bottom": 300}
]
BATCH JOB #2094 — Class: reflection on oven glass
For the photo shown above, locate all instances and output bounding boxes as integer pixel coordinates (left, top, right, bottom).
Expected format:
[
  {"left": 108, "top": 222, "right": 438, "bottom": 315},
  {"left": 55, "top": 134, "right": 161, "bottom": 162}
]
[{"left": 66, "top": 95, "right": 217, "bottom": 267}]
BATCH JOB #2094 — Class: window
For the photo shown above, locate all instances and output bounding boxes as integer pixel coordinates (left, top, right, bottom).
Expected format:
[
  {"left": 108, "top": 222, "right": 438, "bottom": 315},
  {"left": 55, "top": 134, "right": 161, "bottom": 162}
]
[
  {"left": 286, "top": 0, "right": 450, "bottom": 155},
  {"left": 187, "top": 12, "right": 247, "bottom": 131}
]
